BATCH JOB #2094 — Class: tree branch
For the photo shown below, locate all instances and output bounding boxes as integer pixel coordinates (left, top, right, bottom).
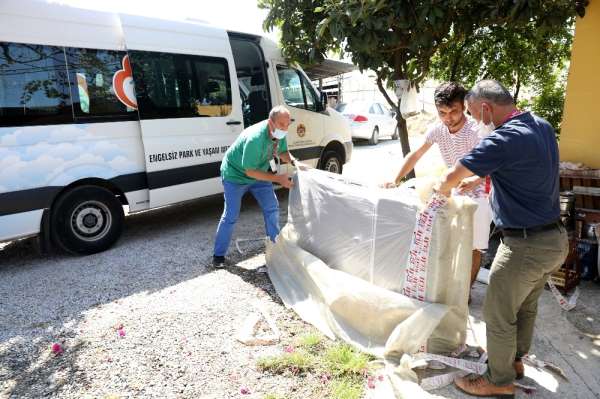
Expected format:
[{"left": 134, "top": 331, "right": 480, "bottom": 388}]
[{"left": 376, "top": 74, "right": 397, "bottom": 110}]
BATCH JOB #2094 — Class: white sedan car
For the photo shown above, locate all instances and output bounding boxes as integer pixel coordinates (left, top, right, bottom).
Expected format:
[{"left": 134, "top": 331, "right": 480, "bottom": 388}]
[{"left": 335, "top": 101, "right": 398, "bottom": 145}]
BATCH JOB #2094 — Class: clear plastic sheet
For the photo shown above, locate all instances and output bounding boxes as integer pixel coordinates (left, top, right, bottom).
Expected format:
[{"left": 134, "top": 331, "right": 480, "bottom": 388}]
[{"left": 267, "top": 169, "right": 476, "bottom": 356}]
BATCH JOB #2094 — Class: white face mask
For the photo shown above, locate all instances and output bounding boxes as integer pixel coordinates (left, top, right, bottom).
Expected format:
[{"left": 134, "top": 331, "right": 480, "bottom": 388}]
[
  {"left": 272, "top": 128, "right": 287, "bottom": 140},
  {"left": 476, "top": 105, "right": 495, "bottom": 138}
]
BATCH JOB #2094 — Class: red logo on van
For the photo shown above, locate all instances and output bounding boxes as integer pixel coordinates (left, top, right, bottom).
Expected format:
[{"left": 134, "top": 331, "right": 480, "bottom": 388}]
[{"left": 112, "top": 55, "right": 138, "bottom": 110}]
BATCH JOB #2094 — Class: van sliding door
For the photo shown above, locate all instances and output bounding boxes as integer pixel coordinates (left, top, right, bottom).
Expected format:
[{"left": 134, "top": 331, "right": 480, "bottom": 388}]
[{"left": 228, "top": 35, "right": 271, "bottom": 128}]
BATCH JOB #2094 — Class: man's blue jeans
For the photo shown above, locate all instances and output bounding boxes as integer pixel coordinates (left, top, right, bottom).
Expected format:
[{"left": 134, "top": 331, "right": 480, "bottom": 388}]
[{"left": 213, "top": 179, "right": 280, "bottom": 257}]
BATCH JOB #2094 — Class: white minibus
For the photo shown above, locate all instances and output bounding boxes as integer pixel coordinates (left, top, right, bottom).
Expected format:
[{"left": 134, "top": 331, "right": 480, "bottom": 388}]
[{"left": 0, "top": 0, "right": 353, "bottom": 254}]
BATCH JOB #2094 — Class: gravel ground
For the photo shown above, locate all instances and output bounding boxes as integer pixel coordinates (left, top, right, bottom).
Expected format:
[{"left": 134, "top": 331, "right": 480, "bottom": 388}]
[
  {"left": 0, "top": 193, "right": 327, "bottom": 399},
  {"left": 3, "top": 135, "right": 599, "bottom": 399}
]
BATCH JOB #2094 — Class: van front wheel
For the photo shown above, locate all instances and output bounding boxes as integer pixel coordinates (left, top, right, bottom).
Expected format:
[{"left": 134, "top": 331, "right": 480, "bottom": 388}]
[
  {"left": 51, "top": 185, "right": 124, "bottom": 255},
  {"left": 320, "top": 150, "right": 343, "bottom": 174}
]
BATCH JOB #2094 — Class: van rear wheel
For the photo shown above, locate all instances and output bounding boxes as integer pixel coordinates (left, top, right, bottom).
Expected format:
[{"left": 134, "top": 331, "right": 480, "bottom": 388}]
[
  {"left": 51, "top": 185, "right": 124, "bottom": 255},
  {"left": 320, "top": 150, "right": 343, "bottom": 174}
]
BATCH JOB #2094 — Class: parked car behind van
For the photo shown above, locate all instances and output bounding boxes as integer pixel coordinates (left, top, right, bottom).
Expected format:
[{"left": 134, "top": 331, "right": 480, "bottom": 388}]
[{"left": 336, "top": 101, "right": 398, "bottom": 145}]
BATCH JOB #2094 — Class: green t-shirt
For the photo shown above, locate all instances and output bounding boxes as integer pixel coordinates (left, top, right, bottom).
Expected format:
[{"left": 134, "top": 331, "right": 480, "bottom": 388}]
[{"left": 220, "top": 120, "right": 288, "bottom": 184}]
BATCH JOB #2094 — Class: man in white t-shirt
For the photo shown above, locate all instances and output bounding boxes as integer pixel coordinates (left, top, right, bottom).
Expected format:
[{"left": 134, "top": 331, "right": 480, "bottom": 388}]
[{"left": 384, "top": 82, "right": 491, "bottom": 298}]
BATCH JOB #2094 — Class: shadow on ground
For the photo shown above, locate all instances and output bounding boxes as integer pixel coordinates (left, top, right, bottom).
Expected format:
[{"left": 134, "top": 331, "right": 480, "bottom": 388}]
[{"left": 0, "top": 190, "right": 289, "bottom": 398}]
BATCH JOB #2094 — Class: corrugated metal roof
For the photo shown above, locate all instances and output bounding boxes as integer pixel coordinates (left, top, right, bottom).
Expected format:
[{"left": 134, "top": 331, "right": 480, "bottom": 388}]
[{"left": 304, "top": 59, "right": 356, "bottom": 80}]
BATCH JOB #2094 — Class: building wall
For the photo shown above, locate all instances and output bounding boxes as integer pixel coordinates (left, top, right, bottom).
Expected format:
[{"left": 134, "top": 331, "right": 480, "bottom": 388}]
[
  {"left": 560, "top": 0, "right": 600, "bottom": 168},
  {"left": 323, "top": 71, "right": 438, "bottom": 114}
]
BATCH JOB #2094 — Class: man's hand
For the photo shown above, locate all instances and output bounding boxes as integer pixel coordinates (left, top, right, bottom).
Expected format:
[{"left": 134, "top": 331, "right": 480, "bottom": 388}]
[
  {"left": 435, "top": 162, "right": 475, "bottom": 198},
  {"left": 380, "top": 181, "right": 399, "bottom": 189},
  {"left": 433, "top": 182, "right": 451, "bottom": 197},
  {"left": 275, "top": 174, "right": 294, "bottom": 189},
  {"left": 457, "top": 176, "right": 483, "bottom": 194},
  {"left": 295, "top": 161, "right": 310, "bottom": 171}
]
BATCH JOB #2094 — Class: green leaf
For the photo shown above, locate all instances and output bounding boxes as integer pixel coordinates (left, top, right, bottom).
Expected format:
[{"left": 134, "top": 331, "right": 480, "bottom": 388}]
[{"left": 317, "top": 18, "right": 331, "bottom": 39}]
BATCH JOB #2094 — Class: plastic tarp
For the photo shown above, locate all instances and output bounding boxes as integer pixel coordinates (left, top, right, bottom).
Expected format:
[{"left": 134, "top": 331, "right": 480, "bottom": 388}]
[{"left": 266, "top": 169, "right": 476, "bottom": 357}]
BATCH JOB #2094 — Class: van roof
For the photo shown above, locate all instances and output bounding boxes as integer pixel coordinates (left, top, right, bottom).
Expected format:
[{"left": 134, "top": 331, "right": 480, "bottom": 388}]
[{"left": 0, "top": 0, "right": 276, "bottom": 53}]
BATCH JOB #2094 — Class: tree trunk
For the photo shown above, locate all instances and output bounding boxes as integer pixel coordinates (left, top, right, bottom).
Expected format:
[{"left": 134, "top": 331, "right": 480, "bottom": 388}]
[
  {"left": 513, "top": 72, "right": 521, "bottom": 103},
  {"left": 396, "top": 114, "right": 413, "bottom": 174},
  {"left": 376, "top": 76, "right": 414, "bottom": 178}
]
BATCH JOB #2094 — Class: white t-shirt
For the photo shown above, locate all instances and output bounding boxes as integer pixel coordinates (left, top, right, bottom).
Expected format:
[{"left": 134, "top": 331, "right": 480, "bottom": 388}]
[{"left": 425, "top": 118, "right": 485, "bottom": 198}]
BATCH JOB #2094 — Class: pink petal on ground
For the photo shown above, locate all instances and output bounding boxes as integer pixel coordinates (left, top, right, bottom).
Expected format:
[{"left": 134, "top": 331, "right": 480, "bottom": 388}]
[
  {"left": 378, "top": 375, "right": 384, "bottom": 382},
  {"left": 51, "top": 344, "right": 62, "bottom": 354},
  {"left": 240, "top": 386, "right": 251, "bottom": 395},
  {"left": 51, "top": 343, "right": 63, "bottom": 355},
  {"left": 368, "top": 381, "right": 376, "bottom": 389},
  {"left": 284, "top": 345, "right": 295, "bottom": 353},
  {"left": 118, "top": 328, "right": 126, "bottom": 337}
]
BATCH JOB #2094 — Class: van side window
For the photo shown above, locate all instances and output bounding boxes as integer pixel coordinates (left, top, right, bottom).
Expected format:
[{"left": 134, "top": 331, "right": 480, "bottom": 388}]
[
  {"left": 66, "top": 48, "right": 138, "bottom": 120},
  {"left": 129, "top": 51, "right": 232, "bottom": 120},
  {"left": 277, "top": 66, "right": 319, "bottom": 112},
  {"left": 0, "top": 42, "right": 72, "bottom": 127},
  {"left": 301, "top": 75, "right": 318, "bottom": 112},
  {"left": 276, "top": 66, "right": 305, "bottom": 109}
]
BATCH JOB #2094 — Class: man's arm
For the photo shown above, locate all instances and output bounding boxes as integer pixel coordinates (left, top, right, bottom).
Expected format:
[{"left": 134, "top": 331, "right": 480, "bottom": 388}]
[
  {"left": 278, "top": 151, "right": 296, "bottom": 166},
  {"left": 384, "top": 141, "right": 433, "bottom": 187},
  {"left": 279, "top": 151, "right": 309, "bottom": 170},
  {"left": 434, "top": 162, "right": 475, "bottom": 197},
  {"left": 245, "top": 169, "right": 293, "bottom": 189}
]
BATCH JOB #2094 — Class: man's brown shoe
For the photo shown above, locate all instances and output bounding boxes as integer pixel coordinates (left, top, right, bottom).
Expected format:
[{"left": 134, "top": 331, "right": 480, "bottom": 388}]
[
  {"left": 514, "top": 359, "right": 524, "bottom": 380},
  {"left": 455, "top": 375, "right": 515, "bottom": 398}
]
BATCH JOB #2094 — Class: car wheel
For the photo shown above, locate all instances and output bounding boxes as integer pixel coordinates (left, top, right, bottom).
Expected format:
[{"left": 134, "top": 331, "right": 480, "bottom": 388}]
[
  {"left": 320, "top": 150, "right": 343, "bottom": 174},
  {"left": 50, "top": 185, "right": 124, "bottom": 255},
  {"left": 369, "top": 126, "right": 379, "bottom": 145}
]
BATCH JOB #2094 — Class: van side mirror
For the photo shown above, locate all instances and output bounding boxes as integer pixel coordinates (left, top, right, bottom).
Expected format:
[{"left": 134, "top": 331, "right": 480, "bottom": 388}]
[{"left": 320, "top": 91, "right": 328, "bottom": 111}]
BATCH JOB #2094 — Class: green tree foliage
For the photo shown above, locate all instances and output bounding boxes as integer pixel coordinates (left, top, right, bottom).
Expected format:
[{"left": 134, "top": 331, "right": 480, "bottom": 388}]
[
  {"left": 429, "top": 15, "right": 575, "bottom": 134},
  {"left": 430, "top": 22, "right": 573, "bottom": 101},
  {"left": 518, "top": 71, "right": 568, "bottom": 137},
  {"left": 259, "top": 0, "right": 586, "bottom": 162}
]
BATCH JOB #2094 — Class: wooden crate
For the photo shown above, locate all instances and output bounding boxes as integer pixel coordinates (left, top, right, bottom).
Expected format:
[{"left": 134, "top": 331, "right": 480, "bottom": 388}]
[
  {"left": 550, "top": 268, "right": 580, "bottom": 294},
  {"left": 551, "top": 235, "right": 581, "bottom": 294},
  {"left": 560, "top": 172, "right": 600, "bottom": 210}
]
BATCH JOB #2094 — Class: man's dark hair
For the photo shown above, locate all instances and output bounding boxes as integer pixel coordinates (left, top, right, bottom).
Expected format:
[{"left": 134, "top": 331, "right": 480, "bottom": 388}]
[{"left": 434, "top": 82, "right": 467, "bottom": 107}]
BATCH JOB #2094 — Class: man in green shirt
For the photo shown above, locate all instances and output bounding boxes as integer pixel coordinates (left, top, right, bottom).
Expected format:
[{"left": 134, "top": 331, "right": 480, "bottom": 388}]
[{"left": 213, "top": 106, "right": 300, "bottom": 267}]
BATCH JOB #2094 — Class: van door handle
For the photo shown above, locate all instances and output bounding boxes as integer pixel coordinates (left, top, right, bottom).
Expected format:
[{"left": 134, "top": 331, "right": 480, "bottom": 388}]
[{"left": 226, "top": 120, "right": 242, "bottom": 125}]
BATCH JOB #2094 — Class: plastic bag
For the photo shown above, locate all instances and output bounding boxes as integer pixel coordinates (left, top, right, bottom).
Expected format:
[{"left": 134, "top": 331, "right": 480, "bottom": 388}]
[{"left": 400, "top": 83, "right": 419, "bottom": 119}]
